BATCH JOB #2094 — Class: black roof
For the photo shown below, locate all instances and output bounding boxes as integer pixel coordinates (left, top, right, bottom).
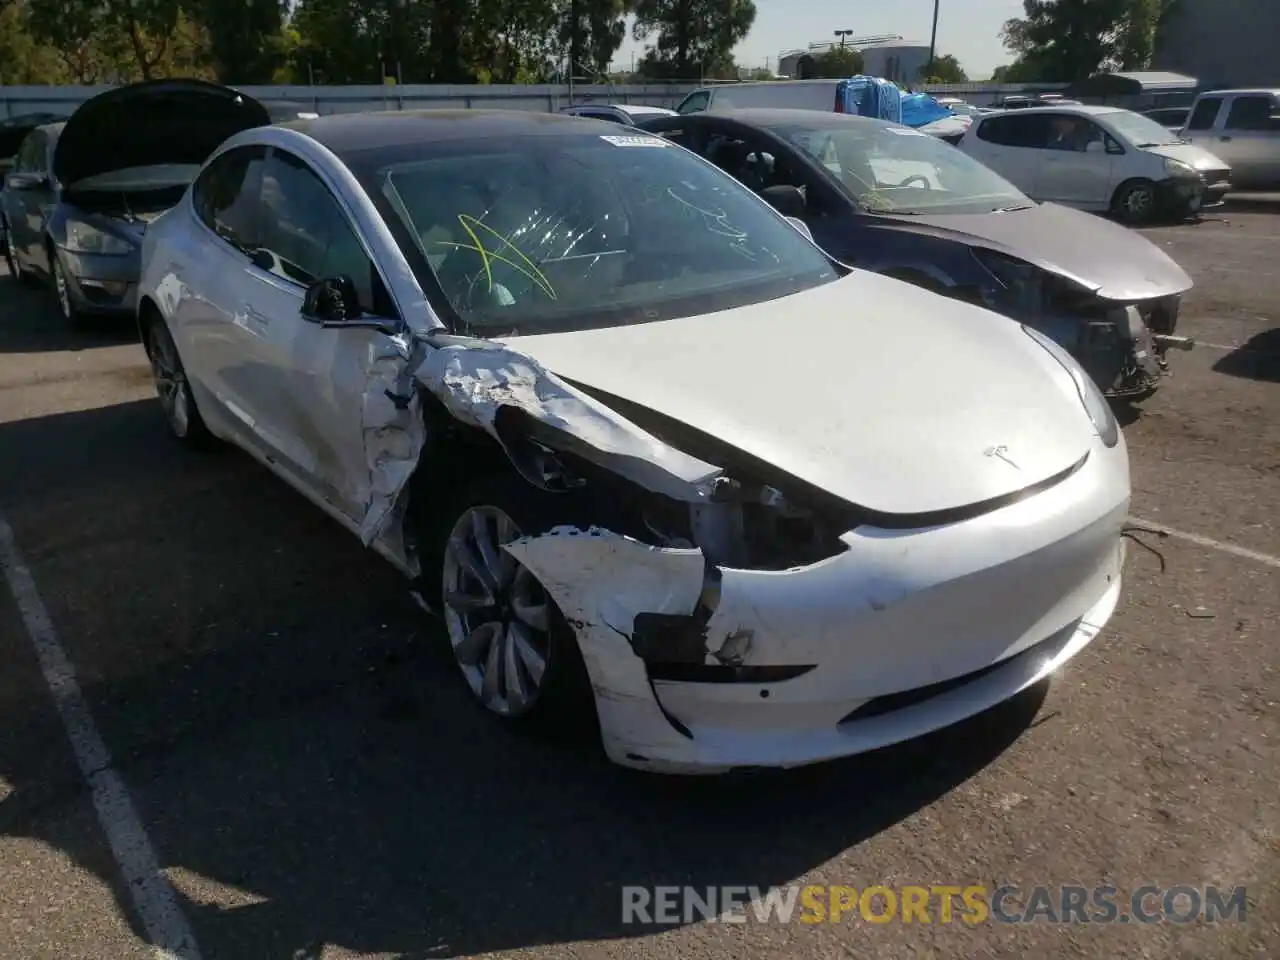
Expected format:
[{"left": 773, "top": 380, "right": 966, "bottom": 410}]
[{"left": 280, "top": 109, "right": 620, "bottom": 161}]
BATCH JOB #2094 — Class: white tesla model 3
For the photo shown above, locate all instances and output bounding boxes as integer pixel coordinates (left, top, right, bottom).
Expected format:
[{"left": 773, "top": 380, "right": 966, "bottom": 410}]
[{"left": 134, "top": 108, "right": 1131, "bottom": 774}]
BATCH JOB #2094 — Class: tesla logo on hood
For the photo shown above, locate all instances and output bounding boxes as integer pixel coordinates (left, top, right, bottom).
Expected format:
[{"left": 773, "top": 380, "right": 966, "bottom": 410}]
[{"left": 984, "top": 445, "right": 1020, "bottom": 469}]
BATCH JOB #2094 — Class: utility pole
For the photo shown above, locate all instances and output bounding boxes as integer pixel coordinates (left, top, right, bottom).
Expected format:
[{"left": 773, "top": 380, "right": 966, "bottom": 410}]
[
  {"left": 926, "top": 0, "right": 940, "bottom": 78},
  {"left": 834, "top": 29, "right": 853, "bottom": 48}
]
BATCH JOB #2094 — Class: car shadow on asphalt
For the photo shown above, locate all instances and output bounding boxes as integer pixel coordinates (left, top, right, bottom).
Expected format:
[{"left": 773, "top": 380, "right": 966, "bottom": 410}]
[
  {"left": 0, "top": 397, "right": 1049, "bottom": 959},
  {"left": 0, "top": 275, "right": 139, "bottom": 353},
  {"left": 1212, "top": 327, "right": 1280, "bottom": 383}
]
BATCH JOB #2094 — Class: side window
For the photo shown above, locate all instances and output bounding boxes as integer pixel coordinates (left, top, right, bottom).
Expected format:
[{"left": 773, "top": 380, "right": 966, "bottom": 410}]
[
  {"left": 977, "top": 115, "right": 1046, "bottom": 148},
  {"left": 15, "top": 133, "right": 43, "bottom": 174},
  {"left": 976, "top": 116, "right": 1016, "bottom": 145},
  {"left": 677, "top": 91, "right": 710, "bottom": 115},
  {"left": 257, "top": 149, "right": 384, "bottom": 314},
  {"left": 192, "top": 145, "right": 268, "bottom": 251},
  {"left": 1224, "top": 96, "right": 1274, "bottom": 131},
  {"left": 1187, "top": 97, "right": 1222, "bottom": 131}
]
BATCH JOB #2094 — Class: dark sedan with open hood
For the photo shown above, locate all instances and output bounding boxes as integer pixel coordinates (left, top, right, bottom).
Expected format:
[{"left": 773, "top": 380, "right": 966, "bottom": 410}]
[
  {"left": 636, "top": 108, "right": 1197, "bottom": 401},
  {"left": 0, "top": 79, "right": 268, "bottom": 325}
]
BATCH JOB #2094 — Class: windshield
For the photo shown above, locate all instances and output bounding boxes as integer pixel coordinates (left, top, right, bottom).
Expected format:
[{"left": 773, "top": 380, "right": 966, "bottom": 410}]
[
  {"left": 365, "top": 133, "right": 838, "bottom": 336},
  {"left": 1102, "top": 110, "right": 1184, "bottom": 146},
  {"left": 770, "top": 118, "right": 1032, "bottom": 215}
]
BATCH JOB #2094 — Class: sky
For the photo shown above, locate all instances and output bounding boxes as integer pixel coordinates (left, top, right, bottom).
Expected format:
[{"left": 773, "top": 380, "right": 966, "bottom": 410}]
[{"left": 612, "top": 0, "right": 1026, "bottom": 79}]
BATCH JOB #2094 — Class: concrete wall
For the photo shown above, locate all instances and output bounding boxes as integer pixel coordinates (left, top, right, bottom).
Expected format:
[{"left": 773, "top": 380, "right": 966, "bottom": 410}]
[
  {"left": 0, "top": 80, "right": 1071, "bottom": 120},
  {"left": 1154, "top": 0, "right": 1280, "bottom": 89},
  {"left": 0, "top": 83, "right": 700, "bottom": 121}
]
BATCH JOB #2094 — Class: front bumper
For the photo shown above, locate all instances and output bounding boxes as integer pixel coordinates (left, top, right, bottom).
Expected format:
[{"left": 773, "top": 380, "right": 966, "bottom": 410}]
[
  {"left": 1157, "top": 171, "right": 1231, "bottom": 216},
  {"left": 507, "top": 435, "right": 1130, "bottom": 774},
  {"left": 57, "top": 246, "right": 141, "bottom": 316}
]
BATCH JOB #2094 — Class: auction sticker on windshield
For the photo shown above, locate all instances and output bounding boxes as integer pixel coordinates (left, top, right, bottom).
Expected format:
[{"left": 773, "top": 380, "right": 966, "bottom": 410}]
[{"left": 600, "top": 135, "right": 671, "bottom": 147}]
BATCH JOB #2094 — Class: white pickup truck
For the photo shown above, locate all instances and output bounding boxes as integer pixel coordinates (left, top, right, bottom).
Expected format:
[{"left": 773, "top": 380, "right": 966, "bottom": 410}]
[{"left": 1179, "top": 88, "right": 1280, "bottom": 190}]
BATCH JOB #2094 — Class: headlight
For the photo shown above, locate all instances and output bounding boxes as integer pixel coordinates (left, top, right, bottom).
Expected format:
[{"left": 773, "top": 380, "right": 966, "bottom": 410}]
[
  {"left": 1163, "top": 157, "right": 1199, "bottom": 179},
  {"left": 64, "top": 220, "right": 133, "bottom": 256},
  {"left": 1023, "top": 326, "right": 1119, "bottom": 448}
]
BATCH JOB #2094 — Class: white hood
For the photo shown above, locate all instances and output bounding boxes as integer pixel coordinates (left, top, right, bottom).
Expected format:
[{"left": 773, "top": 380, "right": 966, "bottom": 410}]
[
  {"left": 1144, "top": 142, "right": 1231, "bottom": 172},
  {"left": 501, "top": 271, "right": 1097, "bottom": 516}
]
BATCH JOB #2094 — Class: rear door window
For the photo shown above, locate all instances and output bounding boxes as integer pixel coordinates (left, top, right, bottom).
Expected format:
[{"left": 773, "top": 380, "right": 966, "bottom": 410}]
[
  {"left": 1187, "top": 97, "right": 1223, "bottom": 130},
  {"left": 977, "top": 114, "right": 1047, "bottom": 148},
  {"left": 1224, "top": 95, "right": 1275, "bottom": 131},
  {"left": 192, "top": 145, "right": 268, "bottom": 252}
]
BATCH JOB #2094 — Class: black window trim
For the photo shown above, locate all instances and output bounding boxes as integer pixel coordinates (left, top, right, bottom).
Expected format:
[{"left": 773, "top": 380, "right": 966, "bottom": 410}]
[{"left": 190, "top": 141, "right": 403, "bottom": 324}]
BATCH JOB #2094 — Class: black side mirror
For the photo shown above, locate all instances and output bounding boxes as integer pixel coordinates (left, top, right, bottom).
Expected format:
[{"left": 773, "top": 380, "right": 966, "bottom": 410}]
[
  {"left": 301, "top": 275, "right": 401, "bottom": 336},
  {"left": 302, "top": 275, "right": 361, "bottom": 325},
  {"left": 760, "top": 183, "right": 806, "bottom": 218}
]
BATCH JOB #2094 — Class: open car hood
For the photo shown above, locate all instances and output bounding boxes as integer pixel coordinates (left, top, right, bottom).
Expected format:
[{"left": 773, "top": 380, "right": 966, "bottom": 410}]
[{"left": 53, "top": 79, "right": 270, "bottom": 190}]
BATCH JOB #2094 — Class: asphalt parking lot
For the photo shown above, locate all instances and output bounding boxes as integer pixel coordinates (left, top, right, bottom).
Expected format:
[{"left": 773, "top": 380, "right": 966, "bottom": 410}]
[{"left": 1, "top": 202, "right": 1277, "bottom": 959}]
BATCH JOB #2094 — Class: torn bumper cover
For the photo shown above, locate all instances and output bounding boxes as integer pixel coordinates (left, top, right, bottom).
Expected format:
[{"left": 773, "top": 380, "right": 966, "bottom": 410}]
[{"left": 505, "top": 443, "right": 1129, "bottom": 774}]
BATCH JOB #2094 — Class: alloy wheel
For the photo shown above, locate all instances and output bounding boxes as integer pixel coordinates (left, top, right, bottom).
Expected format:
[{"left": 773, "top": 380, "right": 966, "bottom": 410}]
[
  {"left": 1124, "top": 186, "right": 1154, "bottom": 218},
  {"left": 442, "top": 505, "right": 553, "bottom": 717},
  {"left": 149, "top": 328, "right": 191, "bottom": 437}
]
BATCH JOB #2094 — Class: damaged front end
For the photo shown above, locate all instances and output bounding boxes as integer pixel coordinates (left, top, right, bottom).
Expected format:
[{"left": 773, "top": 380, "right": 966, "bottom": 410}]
[
  {"left": 971, "top": 248, "right": 1195, "bottom": 399},
  {"left": 353, "top": 325, "right": 1125, "bottom": 774}
]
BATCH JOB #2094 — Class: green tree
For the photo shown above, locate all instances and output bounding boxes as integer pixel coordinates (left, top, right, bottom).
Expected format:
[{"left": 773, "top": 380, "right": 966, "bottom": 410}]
[
  {"left": 194, "top": 0, "right": 286, "bottom": 83},
  {"left": 631, "top": 0, "right": 755, "bottom": 80},
  {"left": 558, "top": 0, "right": 630, "bottom": 79},
  {"left": 921, "top": 53, "right": 967, "bottom": 83},
  {"left": 289, "top": 0, "right": 410, "bottom": 84},
  {"left": 0, "top": 1, "right": 71, "bottom": 83},
  {"left": 804, "top": 46, "right": 863, "bottom": 78},
  {"left": 1000, "top": 0, "right": 1170, "bottom": 82},
  {"left": 1000, "top": 0, "right": 1128, "bottom": 82}
]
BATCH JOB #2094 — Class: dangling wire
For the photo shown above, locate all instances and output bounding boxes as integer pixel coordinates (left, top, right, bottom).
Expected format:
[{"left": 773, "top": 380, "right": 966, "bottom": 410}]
[{"left": 1122, "top": 524, "right": 1169, "bottom": 574}]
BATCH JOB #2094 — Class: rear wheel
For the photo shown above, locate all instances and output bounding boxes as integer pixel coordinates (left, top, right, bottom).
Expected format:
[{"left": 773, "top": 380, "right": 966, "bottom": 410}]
[
  {"left": 146, "top": 312, "right": 209, "bottom": 445},
  {"left": 423, "top": 473, "right": 595, "bottom": 735}
]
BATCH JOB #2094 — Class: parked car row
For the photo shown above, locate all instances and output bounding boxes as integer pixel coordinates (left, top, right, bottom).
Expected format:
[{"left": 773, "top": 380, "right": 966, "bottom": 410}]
[
  {"left": 0, "top": 79, "right": 1197, "bottom": 774},
  {"left": 634, "top": 107, "right": 1196, "bottom": 399}
]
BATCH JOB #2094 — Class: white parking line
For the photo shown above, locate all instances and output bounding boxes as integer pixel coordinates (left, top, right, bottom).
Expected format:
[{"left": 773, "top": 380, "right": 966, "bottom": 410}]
[
  {"left": 0, "top": 513, "right": 202, "bottom": 960},
  {"left": 1129, "top": 515, "right": 1280, "bottom": 570}
]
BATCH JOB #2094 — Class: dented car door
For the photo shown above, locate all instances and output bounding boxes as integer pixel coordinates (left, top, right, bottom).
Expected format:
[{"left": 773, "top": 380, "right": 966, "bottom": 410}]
[{"left": 230, "top": 147, "right": 390, "bottom": 520}]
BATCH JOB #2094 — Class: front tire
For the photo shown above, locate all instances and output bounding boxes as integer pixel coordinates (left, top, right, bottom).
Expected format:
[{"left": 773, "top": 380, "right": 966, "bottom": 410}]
[
  {"left": 146, "top": 313, "right": 209, "bottom": 445},
  {"left": 1111, "top": 179, "right": 1158, "bottom": 225},
  {"left": 49, "top": 247, "right": 87, "bottom": 327},
  {"left": 3, "top": 221, "right": 33, "bottom": 285},
  {"left": 423, "top": 473, "right": 595, "bottom": 735}
]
